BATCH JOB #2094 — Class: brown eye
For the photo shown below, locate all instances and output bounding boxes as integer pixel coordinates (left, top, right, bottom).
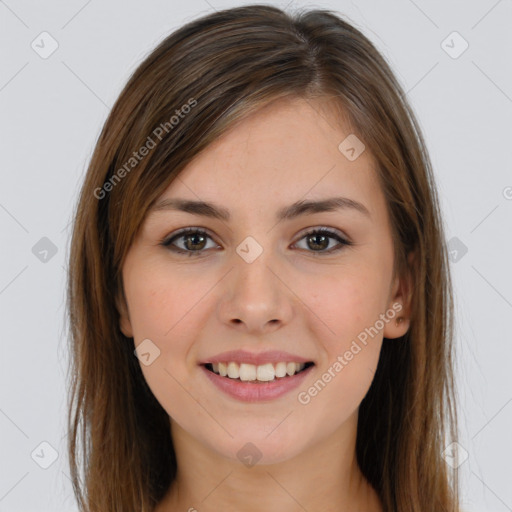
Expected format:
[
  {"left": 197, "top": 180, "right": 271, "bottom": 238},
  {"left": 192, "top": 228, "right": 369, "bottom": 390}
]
[
  {"left": 161, "top": 228, "right": 218, "bottom": 256},
  {"left": 182, "top": 232, "right": 207, "bottom": 251},
  {"left": 293, "top": 228, "right": 352, "bottom": 255},
  {"left": 160, "top": 226, "right": 352, "bottom": 257}
]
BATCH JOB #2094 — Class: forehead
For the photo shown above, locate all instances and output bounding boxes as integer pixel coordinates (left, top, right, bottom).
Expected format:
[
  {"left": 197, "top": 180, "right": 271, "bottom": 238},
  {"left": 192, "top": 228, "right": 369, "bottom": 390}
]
[{"left": 156, "top": 97, "right": 384, "bottom": 221}]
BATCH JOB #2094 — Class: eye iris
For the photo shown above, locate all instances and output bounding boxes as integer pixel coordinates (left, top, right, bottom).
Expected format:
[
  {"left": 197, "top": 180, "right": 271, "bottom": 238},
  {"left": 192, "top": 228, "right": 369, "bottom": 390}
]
[
  {"left": 307, "top": 233, "right": 329, "bottom": 251},
  {"left": 185, "top": 233, "right": 207, "bottom": 251}
]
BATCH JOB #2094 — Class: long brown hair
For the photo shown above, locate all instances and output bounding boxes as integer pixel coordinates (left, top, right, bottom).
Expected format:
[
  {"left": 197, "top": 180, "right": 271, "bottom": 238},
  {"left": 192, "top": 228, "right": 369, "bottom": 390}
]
[{"left": 66, "top": 5, "right": 459, "bottom": 511}]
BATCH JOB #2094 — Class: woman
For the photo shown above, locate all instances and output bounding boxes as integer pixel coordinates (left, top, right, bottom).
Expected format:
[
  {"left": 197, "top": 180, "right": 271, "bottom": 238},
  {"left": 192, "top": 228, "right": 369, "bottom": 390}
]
[{"left": 66, "top": 5, "right": 460, "bottom": 511}]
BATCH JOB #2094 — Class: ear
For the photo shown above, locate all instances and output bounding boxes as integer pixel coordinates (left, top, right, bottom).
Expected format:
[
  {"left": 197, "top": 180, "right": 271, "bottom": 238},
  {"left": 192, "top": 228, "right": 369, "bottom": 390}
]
[
  {"left": 116, "top": 289, "right": 134, "bottom": 338},
  {"left": 383, "top": 251, "right": 415, "bottom": 339}
]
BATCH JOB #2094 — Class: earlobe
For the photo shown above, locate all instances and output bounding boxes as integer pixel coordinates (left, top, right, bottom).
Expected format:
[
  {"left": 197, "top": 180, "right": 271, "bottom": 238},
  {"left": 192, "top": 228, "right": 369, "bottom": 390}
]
[
  {"left": 119, "top": 315, "right": 134, "bottom": 339},
  {"left": 384, "top": 313, "right": 410, "bottom": 339},
  {"left": 116, "top": 292, "right": 134, "bottom": 338},
  {"left": 383, "top": 252, "right": 415, "bottom": 339}
]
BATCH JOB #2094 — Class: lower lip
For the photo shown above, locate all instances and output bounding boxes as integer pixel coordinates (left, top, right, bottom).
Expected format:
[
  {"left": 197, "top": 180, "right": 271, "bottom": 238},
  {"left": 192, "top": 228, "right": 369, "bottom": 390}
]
[{"left": 200, "top": 364, "right": 314, "bottom": 402}]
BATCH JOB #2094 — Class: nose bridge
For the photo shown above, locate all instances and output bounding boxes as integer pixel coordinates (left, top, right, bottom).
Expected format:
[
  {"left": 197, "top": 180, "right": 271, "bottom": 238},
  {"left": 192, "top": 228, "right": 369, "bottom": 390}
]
[
  {"left": 218, "top": 233, "right": 293, "bottom": 330},
  {"left": 233, "top": 234, "right": 280, "bottom": 299}
]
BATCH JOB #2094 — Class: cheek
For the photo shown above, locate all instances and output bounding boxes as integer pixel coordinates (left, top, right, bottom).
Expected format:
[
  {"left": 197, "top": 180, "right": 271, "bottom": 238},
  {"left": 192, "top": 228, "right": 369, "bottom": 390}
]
[
  {"left": 304, "top": 267, "right": 388, "bottom": 347},
  {"left": 124, "top": 266, "right": 208, "bottom": 419},
  {"left": 124, "top": 262, "right": 208, "bottom": 340},
  {"left": 297, "top": 269, "right": 386, "bottom": 407}
]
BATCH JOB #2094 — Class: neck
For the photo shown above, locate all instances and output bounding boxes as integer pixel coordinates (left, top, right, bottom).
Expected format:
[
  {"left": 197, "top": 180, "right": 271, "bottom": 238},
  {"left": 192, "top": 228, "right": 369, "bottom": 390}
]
[{"left": 155, "top": 412, "right": 382, "bottom": 512}]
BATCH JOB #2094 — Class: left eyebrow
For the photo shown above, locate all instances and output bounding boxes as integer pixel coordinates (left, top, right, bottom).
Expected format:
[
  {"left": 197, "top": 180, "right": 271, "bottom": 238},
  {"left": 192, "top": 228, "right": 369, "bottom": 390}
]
[{"left": 148, "top": 196, "right": 372, "bottom": 222}]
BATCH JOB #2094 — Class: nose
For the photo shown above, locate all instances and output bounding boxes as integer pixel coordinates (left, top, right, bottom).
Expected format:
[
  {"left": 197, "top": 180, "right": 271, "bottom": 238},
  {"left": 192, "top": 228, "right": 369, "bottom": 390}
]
[{"left": 216, "top": 248, "right": 294, "bottom": 334}]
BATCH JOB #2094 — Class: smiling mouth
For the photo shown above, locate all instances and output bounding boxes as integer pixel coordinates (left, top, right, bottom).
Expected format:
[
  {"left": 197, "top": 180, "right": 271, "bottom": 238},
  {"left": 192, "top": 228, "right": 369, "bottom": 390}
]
[{"left": 203, "top": 361, "right": 315, "bottom": 383}]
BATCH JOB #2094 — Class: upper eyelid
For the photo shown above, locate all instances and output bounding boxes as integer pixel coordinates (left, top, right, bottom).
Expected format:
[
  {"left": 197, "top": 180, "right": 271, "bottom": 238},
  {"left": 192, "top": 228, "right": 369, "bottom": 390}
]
[{"left": 164, "top": 227, "right": 218, "bottom": 244}]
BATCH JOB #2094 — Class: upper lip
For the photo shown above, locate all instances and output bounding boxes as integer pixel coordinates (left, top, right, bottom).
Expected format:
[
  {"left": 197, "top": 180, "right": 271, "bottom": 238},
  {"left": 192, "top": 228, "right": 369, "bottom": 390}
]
[{"left": 199, "top": 350, "right": 314, "bottom": 366}]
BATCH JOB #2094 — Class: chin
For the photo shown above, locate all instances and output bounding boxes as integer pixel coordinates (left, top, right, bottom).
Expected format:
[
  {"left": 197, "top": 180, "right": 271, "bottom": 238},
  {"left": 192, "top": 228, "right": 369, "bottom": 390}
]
[{"left": 207, "top": 428, "right": 306, "bottom": 466}]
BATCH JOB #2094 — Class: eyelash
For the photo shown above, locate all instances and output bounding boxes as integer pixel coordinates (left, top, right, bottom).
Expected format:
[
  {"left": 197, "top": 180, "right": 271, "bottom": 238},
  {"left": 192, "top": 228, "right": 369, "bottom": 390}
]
[{"left": 159, "top": 226, "right": 353, "bottom": 257}]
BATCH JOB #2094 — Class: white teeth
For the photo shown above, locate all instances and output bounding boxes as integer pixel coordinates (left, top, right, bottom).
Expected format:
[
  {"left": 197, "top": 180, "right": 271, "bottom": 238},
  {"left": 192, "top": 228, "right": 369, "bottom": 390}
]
[
  {"left": 218, "top": 362, "right": 228, "bottom": 377},
  {"left": 275, "top": 362, "right": 287, "bottom": 378},
  {"left": 227, "top": 362, "right": 239, "bottom": 379},
  {"left": 286, "top": 362, "right": 296, "bottom": 376},
  {"left": 208, "top": 361, "right": 308, "bottom": 382},
  {"left": 239, "top": 363, "right": 256, "bottom": 381},
  {"left": 256, "top": 363, "right": 275, "bottom": 381}
]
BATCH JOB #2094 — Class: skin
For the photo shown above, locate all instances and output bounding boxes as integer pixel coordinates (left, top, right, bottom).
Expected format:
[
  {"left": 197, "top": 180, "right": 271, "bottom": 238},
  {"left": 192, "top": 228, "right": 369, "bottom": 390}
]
[{"left": 118, "top": 96, "right": 412, "bottom": 512}]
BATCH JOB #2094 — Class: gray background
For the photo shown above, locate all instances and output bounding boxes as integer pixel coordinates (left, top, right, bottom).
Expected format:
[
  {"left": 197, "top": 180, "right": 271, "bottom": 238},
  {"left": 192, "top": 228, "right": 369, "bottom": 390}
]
[{"left": 1, "top": 0, "right": 511, "bottom": 510}]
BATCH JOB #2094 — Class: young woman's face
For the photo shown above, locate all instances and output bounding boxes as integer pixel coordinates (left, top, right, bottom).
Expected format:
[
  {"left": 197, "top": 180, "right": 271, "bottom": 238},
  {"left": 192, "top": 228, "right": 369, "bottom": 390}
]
[{"left": 119, "top": 97, "right": 409, "bottom": 464}]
